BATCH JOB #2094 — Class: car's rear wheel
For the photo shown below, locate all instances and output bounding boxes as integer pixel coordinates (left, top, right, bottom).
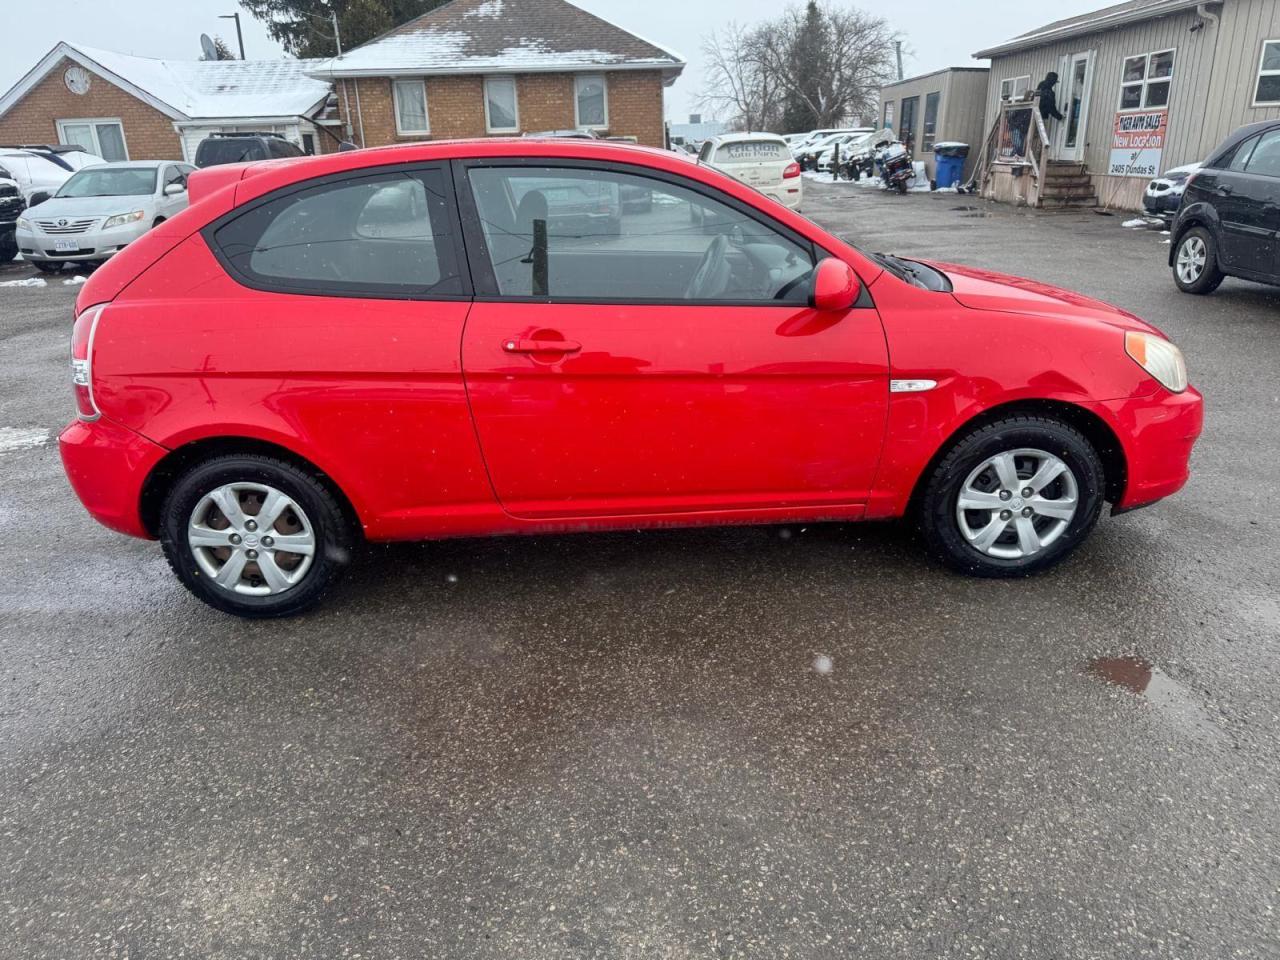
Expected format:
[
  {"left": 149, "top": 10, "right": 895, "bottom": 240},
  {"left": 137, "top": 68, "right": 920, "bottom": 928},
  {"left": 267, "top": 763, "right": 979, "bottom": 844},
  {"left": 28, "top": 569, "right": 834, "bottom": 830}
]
[
  {"left": 918, "top": 416, "right": 1106, "bottom": 577},
  {"left": 159, "top": 455, "right": 353, "bottom": 617},
  {"left": 1173, "top": 227, "right": 1224, "bottom": 294}
]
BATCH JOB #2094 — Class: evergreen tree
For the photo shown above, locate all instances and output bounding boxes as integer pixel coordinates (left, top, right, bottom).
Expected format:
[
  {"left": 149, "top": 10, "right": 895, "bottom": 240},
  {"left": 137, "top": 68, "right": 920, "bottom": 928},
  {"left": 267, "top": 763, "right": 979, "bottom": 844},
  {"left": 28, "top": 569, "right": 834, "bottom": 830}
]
[
  {"left": 238, "top": 0, "right": 450, "bottom": 58},
  {"left": 781, "top": 2, "right": 831, "bottom": 132}
]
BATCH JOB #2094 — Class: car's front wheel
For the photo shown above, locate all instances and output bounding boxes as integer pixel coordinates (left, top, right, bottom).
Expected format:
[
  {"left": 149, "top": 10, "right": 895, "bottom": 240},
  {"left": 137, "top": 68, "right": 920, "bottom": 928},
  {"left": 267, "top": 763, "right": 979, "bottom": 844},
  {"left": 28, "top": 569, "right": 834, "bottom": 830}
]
[
  {"left": 32, "top": 261, "right": 64, "bottom": 274},
  {"left": 1173, "top": 226, "right": 1224, "bottom": 294},
  {"left": 918, "top": 416, "right": 1105, "bottom": 577},
  {"left": 159, "top": 455, "right": 353, "bottom": 617}
]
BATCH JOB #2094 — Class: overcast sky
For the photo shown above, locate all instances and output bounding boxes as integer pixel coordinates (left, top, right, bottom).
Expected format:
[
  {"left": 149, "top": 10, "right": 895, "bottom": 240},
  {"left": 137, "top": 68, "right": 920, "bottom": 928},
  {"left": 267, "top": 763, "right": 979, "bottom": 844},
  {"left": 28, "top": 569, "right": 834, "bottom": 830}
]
[{"left": 0, "top": 0, "right": 1106, "bottom": 122}]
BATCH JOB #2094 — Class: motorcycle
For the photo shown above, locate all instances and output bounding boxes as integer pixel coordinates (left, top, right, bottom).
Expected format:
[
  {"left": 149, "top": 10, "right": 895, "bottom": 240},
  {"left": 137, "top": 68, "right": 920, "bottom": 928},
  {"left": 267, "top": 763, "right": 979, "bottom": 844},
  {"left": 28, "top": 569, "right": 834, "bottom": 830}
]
[{"left": 878, "top": 141, "right": 915, "bottom": 194}]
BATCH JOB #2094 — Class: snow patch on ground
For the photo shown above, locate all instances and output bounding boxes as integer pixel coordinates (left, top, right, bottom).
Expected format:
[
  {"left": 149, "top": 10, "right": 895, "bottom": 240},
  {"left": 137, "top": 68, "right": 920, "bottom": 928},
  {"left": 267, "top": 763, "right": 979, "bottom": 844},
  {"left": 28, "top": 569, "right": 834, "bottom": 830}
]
[
  {"left": 0, "top": 427, "right": 52, "bottom": 453},
  {"left": 0, "top": 277, "right": 46, "bottom": 288},
  {"left": 63, "top": 275, "right": 87, "bottom": 285}
]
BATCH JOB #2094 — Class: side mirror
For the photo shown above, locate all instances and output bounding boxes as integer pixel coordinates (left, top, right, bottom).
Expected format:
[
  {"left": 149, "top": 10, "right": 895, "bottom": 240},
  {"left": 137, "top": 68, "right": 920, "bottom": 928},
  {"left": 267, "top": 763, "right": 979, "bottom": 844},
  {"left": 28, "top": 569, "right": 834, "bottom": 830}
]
[
  {"left": 811, "top": 257, "right": 861, "bottom": 311},
  {"left": 163, "top": 182, "right": 185, "bottom": 196},
  {"left": 29, "top": 190, "right": 51, "bottom": 207}
]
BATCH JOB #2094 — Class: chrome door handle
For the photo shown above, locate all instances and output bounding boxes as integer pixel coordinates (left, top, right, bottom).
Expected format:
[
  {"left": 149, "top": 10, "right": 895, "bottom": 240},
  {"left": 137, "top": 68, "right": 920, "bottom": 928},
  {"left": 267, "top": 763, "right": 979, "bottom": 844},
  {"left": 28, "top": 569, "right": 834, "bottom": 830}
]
[{"left": 503, "top": 338, "right": 582, "bottom": 354}]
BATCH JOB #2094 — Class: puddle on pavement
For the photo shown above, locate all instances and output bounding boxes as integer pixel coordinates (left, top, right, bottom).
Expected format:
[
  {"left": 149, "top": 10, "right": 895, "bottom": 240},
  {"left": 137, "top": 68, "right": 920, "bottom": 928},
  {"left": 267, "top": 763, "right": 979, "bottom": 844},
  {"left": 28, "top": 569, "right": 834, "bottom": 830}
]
[{"left": 1087, "top": 656, "right": 1221, "bottom": 737}]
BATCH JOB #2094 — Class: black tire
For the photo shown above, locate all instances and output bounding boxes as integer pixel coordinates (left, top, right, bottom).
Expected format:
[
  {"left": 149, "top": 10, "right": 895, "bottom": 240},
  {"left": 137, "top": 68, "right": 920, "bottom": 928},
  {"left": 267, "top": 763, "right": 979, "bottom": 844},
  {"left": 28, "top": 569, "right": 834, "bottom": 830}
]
[
  {"left": 32, "top": 260, "right": 64, "bottom": 274},
  {"left": 1172, "top": 226, "right": 1224, "bottom": 295},
  {"left": 159, "top": 454, "right": 354, "bottom": 618},
  {"left": 0, "top": 239, "right": 16, "bottom": 263},
  {"left": 917, "top": 416, "right": 1106, "bottom": 578}
]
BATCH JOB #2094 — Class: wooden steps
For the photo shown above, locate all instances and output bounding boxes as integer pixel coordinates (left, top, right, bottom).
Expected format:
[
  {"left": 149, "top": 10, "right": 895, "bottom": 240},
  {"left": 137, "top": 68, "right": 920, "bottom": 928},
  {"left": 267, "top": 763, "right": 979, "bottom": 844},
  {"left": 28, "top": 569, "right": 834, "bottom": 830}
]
[{"left": 1039, "top": 160, "right": 1097, "bottom": 208}]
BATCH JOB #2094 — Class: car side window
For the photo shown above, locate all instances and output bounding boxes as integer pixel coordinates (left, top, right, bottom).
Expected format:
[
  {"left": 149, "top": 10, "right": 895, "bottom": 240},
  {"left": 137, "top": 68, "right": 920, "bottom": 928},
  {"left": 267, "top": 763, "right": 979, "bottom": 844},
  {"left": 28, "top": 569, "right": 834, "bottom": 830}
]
[
  {"left": 465, "top": 165, "right": 816, "bottom": 304},
  {"left": 164, "top": 165, "right": 187, "bottom": 188},
  {"left": 1226, "top": 135, "right": 1259, "bottom": 172},
  {"left": 1243, "top": 129, "right": 1280, "bottom": 178},
  {"left": 210, "top": 167, "right": 464, "bottom": 298}
]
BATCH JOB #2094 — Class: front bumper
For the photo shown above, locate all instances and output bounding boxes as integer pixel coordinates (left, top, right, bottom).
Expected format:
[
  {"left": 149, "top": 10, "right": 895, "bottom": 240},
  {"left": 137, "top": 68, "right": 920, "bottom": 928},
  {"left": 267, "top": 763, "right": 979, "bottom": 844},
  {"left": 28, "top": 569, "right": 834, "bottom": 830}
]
[
  {"left": 59, "top": 416, "right": 168, "bottom": 539},
  {"left": 17, "top": 220, "right": 149, "bottom": 262},
  {"left": 1142, "top": 191, "right": 1182, "bottom": 219},
  {"left": 1094, "top": 386, "right": 1203, "bottom": 512}
]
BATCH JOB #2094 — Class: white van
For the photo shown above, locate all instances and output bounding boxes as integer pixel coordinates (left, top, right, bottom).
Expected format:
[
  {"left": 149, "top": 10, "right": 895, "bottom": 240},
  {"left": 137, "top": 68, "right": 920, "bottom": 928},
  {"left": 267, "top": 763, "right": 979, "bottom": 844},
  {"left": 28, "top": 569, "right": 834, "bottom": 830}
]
[{"left": 697, "top": 133, "right": 802, "bottom": 210}]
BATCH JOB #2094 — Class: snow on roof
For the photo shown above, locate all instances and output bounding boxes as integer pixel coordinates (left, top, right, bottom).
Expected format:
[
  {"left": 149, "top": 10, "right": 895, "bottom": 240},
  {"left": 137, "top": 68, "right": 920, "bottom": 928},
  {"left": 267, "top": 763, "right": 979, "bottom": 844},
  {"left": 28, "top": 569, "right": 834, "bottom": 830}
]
[
  {"left": 0, "top": 41, "right": 331, "bottom": 122},
  {"left": 310, "top": 0, "right": 684, "bottom": 80},
  {"left": 974, "top": 0, "right": 1210, "bottom": 58}
]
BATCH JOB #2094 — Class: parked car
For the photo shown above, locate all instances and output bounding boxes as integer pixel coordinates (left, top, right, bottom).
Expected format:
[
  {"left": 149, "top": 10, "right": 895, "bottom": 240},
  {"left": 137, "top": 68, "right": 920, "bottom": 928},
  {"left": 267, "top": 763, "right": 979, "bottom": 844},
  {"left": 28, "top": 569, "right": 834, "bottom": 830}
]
[
  {"left": 1170, "top": 120, "right": 1280, "bottom": 294},
  {"left": 1143, "top": 162, "right": 1201, "bottom": 220},
  {"left": 16, "top": 160, "right": 194, "bottom": 272},
  {"left": 0, "top": 175, "right": 24, "bottom": 262},
  {"left": 795, "top": 129, "right": 871, "bottom": 169},
  {"left": 697, "top": 132, "right": 802, "bottom": 209},
  {"left": 61, "top": 138, "right": 1201, "bottom": 617},
  {"left": 816, "top": 131, "right": 876, "bottom": 173},
  {"left": 194, "top": 132, "right": 304, "bottom": 168},
  {"left": 0, "top": 144, "right": 104, "bottom": 203}
]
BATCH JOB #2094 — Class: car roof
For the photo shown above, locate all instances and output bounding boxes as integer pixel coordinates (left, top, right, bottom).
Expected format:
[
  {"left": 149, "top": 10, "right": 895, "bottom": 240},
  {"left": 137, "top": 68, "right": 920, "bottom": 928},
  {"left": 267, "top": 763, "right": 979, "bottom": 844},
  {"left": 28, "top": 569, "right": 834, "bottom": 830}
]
[
  {"left": 706, "top": 132, "right": 788, "bottom": 145},
  {"left": 79, "top": 160, "right": 174, "bottom": 169}
]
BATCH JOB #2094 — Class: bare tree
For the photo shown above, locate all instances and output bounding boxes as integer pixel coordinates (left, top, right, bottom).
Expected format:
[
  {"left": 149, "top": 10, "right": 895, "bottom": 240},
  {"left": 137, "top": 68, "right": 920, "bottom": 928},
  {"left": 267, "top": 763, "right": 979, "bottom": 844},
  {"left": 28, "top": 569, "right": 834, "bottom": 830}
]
[
  {"left": 700, "top": 2, "right": 899, "bottom": 131},
  {"left": 698, "top": 23, "right": 784, "bottom": 132}
]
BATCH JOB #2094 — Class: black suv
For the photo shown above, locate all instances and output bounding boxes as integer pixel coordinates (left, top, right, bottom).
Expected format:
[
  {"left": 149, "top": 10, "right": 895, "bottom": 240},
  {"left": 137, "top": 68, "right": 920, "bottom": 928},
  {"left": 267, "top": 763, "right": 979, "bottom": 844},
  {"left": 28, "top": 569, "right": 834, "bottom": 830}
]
[
  {"left": 0, "top": 177, "right": 24, "bottom": 263},
  {"left": 1170, "top": 119, "right": 1280, "bottom": 294},
  {"left": 194, "top": 132, "right": 305, "bottom": 168}
]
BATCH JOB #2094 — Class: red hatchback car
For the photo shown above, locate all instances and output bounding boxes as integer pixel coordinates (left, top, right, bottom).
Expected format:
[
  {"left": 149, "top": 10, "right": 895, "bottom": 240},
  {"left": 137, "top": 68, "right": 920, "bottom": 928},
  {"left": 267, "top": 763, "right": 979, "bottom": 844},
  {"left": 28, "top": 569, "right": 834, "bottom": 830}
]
[{"left": 61, "top": 139, "right": 1202, "bottom": 617}]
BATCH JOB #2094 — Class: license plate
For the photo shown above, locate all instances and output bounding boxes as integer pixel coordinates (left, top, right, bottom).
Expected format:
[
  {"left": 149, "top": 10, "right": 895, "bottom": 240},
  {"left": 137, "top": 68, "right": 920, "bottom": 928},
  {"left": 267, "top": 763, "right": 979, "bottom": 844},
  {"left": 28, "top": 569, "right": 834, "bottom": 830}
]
[{"left": 54, "top": 239, "right": 78, "bottom": 252}]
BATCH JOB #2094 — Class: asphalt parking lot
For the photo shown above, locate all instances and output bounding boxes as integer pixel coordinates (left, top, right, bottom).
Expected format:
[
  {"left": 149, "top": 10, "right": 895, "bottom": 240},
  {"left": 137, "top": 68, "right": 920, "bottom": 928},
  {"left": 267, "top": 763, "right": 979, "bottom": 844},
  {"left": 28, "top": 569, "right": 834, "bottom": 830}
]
[{"left": 2, "top": 183, "right": 1279, "bottom": 959}]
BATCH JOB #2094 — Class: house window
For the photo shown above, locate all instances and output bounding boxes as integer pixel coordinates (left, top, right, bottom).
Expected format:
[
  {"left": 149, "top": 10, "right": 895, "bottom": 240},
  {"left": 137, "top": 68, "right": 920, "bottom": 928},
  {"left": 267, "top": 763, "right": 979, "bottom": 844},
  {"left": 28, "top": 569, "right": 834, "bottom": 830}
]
[
  {"left": 883, "top": 100, "right": 894, "bottom": 130},
  {"left": 56, "top": 119, "right": 127, "bottom": 161},
  {"left": 899, "top": 96, "right": 918, "bottom": 153},
  {"left": 922, "top": 91, "right": 940, "bottom": 152},
  {"left": 392, "top": 79, "right": 429, "bottom": 135},
  {"left": 484, "top": 76, "right": 519, "bottom": 133},
  {"left": 1120, "top": 49, "right": 1174, "bottom": 111},
  {"left": 1256, "top": 40, "right": 1280, "bottom": 105},
  {"left": 574, "top": 74, "right": 608, "bottom": 129},
  {"left": 999, "top": 76, "right": 1030, "bottom": 101}
]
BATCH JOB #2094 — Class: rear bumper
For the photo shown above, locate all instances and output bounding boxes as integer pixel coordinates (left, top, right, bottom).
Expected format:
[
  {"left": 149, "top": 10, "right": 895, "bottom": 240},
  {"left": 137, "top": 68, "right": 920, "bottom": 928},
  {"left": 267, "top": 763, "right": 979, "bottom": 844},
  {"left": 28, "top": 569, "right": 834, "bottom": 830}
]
[
  {"left": 1096, "top": 386, "right": 1203, "bottom": 512},
  {"left": 761, "top": 183, "right": 803, "bottom": 209},
  {"left": 59, "top": 416, "right": 167, "bottom": 539}
]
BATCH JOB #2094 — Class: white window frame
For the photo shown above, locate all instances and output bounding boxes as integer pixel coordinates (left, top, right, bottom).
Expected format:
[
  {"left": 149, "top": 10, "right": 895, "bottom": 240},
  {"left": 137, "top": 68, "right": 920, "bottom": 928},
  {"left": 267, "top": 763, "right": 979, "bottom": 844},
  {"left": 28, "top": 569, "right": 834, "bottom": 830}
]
[
  {"left": 999, "top": 75, "right": 1031, "bottom": 101},
  {"left": 392, "top": 79, "right": 430, "bottom": 136},
  {"left": 1254, "top": 39, "right": 1280, "bottom": 106},
  {"left": 483, "top": 76, "right": 520, "bottom": 134},
  {"left": 56, "top": 117, "right": 128, "bottom": 160},
  {"left": 574, "top": 73, "right": 608, "bottom": 130},
  {"left": 1119, "top": 48, "right": 1175, "bottom": 112}
]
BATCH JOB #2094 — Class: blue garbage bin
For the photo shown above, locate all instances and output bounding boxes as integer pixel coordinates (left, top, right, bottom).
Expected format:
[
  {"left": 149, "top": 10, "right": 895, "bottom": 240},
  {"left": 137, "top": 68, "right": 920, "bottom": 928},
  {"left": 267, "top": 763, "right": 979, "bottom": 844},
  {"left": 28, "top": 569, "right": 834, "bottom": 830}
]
[{"left": 933, "top": 142, "right": 970, "bottom": 189}]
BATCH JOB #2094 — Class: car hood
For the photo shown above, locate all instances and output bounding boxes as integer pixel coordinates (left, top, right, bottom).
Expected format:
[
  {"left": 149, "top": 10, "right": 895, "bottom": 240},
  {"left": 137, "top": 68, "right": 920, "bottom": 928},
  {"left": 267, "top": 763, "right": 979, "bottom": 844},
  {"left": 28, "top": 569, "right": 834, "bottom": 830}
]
[
  {"left": 928, "top": 260, "right": 1164, "bottom": 336},
  {"left": 26, "top": 195, "right": 154, "bottom": 219}
]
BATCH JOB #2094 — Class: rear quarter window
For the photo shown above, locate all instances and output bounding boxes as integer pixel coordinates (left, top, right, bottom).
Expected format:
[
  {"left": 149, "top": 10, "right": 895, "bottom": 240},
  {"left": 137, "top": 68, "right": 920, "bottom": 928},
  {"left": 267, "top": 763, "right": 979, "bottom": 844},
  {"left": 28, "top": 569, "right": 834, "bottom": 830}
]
[{"left": 208, "top": 167, "right": 465, "bottom": 299}]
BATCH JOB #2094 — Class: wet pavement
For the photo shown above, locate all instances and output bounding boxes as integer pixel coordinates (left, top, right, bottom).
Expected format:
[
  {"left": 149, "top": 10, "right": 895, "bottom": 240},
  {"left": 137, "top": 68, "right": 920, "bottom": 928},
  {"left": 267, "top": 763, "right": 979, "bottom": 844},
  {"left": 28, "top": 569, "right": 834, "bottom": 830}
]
[{"left": 2, "top": 184, "right": 1280, "bottom": 958}]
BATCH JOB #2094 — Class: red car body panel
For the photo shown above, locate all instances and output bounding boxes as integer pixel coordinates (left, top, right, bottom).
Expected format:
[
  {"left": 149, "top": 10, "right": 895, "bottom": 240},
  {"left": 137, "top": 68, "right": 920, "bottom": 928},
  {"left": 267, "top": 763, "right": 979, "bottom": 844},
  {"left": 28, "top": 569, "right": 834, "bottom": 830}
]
[{"left": 61, "top": 138, "right": 1202, "bottom": 544}]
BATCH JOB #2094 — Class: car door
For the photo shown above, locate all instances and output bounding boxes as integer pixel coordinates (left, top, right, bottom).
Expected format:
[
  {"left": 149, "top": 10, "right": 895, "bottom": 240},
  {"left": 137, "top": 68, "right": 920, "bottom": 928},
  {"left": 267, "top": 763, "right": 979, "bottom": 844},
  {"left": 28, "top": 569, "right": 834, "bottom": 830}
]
[
  {"left": 455, "top": 159, "right": 889, "bottom": 521},
  {"left": 1235, "top": 128, "right": 1280, "bottom": 278},
  {"left": 1210, "top": 132, "right": 1275, "bottom": 275},
  {"left": 160, "top": 165, "right": 187, "bottom": 217}
]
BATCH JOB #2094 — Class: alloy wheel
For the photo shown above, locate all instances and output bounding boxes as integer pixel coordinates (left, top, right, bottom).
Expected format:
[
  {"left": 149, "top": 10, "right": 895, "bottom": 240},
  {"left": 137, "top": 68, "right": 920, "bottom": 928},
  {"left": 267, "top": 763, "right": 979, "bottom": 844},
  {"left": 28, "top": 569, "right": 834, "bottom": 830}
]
[
  {"left": 1176, "top": 235, "right": 1206, "bottom": 284},
  {"left": 955, "top": 449, "right": 1079, "bottom": 560},
  {"left": 187, "top": 482, "right": 316, "bottom": 595}
]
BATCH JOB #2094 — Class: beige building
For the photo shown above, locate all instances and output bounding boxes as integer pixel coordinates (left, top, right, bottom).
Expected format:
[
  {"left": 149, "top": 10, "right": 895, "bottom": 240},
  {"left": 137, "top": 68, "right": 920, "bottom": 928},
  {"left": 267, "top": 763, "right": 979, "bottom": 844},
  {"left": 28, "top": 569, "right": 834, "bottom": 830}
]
[
  {"left": 878, "top": 67, "right": 989, "bottom": 182},
  {"left": 975, "top": 0, "right": 1280, "bottom": 210}
]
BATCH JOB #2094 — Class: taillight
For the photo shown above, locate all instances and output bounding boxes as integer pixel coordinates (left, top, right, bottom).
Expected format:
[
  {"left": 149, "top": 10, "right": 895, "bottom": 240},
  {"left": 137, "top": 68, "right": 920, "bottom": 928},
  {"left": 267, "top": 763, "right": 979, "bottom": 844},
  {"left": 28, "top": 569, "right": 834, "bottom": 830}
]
[
  {"left": 70, "top": 304, "right": 105, "bottom": 421},
  {"left": 783, "top": 162, "right": 801, "bottom": 179}
]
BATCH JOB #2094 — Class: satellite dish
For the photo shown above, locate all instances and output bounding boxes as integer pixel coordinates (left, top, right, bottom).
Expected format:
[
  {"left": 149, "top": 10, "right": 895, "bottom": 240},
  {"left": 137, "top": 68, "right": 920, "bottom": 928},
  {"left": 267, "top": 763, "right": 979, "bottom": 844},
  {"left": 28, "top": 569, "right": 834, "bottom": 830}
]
[{"left": 200, "top": 33, "right": 217, "bottom": 60}]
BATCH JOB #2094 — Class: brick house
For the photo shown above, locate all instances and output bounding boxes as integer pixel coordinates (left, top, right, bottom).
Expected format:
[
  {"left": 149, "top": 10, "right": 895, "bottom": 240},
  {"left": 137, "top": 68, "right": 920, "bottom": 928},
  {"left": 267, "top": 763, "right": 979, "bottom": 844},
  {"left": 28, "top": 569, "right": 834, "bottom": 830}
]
[
  {"left": 308, "top": 0, "right": 685, "bottom": 148},
  {"left": 0, "top": 41, "right": 337, "bottom": 162}
]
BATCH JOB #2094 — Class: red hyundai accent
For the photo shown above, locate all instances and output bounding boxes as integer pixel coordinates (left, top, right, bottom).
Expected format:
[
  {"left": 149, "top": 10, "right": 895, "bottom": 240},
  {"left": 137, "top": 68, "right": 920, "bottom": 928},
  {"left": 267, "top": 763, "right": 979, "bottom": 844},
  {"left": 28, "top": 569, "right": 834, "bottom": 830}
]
[{"left": 60, "top": 139, "right": 1202, "bottom": 617}]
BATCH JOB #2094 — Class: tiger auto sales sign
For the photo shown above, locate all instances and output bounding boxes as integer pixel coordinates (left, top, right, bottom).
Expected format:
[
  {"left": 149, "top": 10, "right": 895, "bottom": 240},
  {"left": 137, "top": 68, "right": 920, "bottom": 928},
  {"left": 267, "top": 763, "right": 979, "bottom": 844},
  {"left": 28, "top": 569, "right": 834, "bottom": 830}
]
[{"left": 1108, "top": 110, "right": 1168, "bottom": 178}]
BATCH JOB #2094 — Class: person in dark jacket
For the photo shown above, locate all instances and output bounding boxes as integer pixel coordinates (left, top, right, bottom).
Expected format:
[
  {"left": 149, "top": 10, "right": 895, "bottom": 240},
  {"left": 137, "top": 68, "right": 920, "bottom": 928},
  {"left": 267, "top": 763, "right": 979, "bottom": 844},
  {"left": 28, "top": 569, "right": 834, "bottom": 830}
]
[{"left": 1037, "top": 72, "right": 1066, "bottom": 122}]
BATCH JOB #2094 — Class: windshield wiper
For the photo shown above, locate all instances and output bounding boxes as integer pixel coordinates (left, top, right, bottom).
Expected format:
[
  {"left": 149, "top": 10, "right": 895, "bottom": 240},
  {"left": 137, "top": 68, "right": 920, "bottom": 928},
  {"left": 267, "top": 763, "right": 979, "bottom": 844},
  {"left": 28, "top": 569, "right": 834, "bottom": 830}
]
[{"left": 868, "top": 251, "right": 920, "bottom": 286}]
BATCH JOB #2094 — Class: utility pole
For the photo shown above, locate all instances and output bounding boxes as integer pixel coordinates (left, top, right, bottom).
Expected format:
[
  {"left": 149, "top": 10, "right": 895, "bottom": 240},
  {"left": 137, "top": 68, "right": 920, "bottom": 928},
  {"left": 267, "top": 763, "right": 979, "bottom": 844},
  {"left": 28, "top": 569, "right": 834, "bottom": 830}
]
[
  {"left": 894, "top": 40, "right": 904, "bottom": 81},
  {"left": 219, "top": 12, "right": 245, "bottom": 59},
  {"left": 332, "top": 7, "right": 343, "bottom": 56}
]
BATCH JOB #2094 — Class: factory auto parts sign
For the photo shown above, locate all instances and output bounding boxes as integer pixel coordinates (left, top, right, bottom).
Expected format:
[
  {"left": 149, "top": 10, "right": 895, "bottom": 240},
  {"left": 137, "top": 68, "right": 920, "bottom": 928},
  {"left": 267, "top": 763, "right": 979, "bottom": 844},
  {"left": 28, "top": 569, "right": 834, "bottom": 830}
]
[{"left": 1109, "top": 110, "right": 1167, "bottom": 178}]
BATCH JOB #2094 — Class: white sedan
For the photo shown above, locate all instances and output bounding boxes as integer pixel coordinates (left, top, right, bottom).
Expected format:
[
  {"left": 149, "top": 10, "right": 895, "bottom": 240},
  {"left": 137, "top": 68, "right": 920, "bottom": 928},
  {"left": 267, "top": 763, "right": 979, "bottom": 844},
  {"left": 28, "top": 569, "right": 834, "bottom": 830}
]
[
  {"left": 696, "top": 133, "right": 802, "bottom": 210},
  {"left": 16, "top": 160, "right": 193, "bottom": 272}
]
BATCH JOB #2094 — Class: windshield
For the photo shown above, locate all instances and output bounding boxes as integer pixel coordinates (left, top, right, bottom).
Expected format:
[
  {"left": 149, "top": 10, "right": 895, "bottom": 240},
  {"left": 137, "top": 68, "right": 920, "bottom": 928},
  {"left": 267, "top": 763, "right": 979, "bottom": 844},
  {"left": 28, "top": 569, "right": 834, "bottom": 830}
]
[
  {"left": 56, "top": 167, "right": 156, "bottom": 198},
  {"left": 197, "top": 138, "right": 268, "bottom": 167}
]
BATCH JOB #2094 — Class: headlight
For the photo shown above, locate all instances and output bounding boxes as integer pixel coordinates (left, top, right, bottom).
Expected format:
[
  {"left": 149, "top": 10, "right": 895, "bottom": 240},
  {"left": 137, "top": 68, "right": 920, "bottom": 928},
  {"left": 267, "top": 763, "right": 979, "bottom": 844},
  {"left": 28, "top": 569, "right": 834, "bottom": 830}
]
[
  {"left": 1125, "top": 330, "right": 1188, "bottom": 393},
  {"left": 16, "top": 216, "right": 29, "bottom": 230},
  {"left": 102, "top": 210, "right": 145, "bottom": 229}
]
